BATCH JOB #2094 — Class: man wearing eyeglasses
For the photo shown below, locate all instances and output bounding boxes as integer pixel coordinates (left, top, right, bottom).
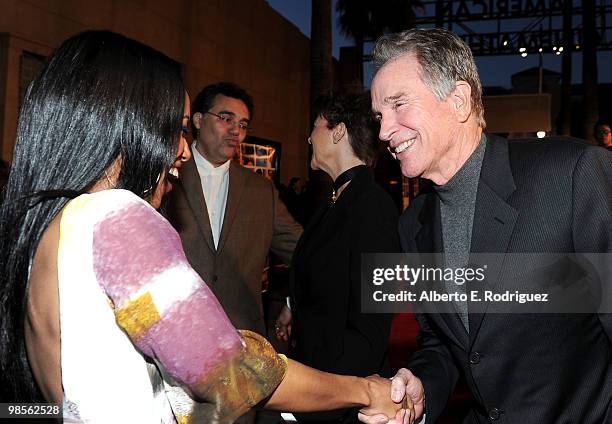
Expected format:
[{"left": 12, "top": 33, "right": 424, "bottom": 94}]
[{"left": 165, "top": 84, "right": 302, "bottom": 418}]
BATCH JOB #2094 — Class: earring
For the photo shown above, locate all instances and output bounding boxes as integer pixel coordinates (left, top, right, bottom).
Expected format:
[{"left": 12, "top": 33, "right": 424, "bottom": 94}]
[
  {"left": 307, "top": 137, "right": 312, "bottom": 145},
  {"left": 143, "top": 173, "right": 162, "bottom": 196}
]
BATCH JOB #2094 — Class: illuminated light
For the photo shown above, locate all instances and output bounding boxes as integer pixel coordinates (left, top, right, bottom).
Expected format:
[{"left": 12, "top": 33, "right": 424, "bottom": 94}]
[
  {"left": 556, "top": 51, "right": 561, "bottom": 55},
  {"left": 503, "top": 40, "right": 508, "bottom": 46},
  {"left": 538, "top": 47, "right": 543, "bottom": 53},
  {"left": 519, "top": 47, "right": 526, "bottom": 52},
  {"left": 553, "top": 46, "right": 557, "bottom": 51},
  {"left": 537, "top": 131, "right": 546, "bottom": 138},
  {"left": 558, "top": 46, "right": 564, "bottom": 52},
  {"left": 521, "top": 52, "right": 528, "bottom": 57},
  {"left": 575, "top": 44, "right": 580, "bottom": 49}
]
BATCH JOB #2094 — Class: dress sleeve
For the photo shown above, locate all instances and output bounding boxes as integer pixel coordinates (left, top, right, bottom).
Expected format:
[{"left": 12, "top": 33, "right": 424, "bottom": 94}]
[{"left": 89, "top": 194, "right": 287, "bottom": 422}]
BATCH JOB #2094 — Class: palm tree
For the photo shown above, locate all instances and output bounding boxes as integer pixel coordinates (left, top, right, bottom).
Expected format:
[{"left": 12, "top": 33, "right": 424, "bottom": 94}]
[
  {"left": 310, "top": 0, "right": 333, "bottom": 122},
  {"left": 558, "top": 0, "right": 573, "bottom": 136},
  {"left": 582, "top": 0, "right": 599, "bottom": 142},
  {"left": 336, "top": 0, "right": 421, "bottom": 84}
]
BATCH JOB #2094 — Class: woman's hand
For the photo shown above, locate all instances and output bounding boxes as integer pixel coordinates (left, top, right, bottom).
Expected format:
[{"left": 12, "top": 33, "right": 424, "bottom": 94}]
[
  {"left": 274, "top": 304, "right": 292, "bottom": 341},
  {"left": 359, "top": 375, "right": 415, "bottom": 424}
]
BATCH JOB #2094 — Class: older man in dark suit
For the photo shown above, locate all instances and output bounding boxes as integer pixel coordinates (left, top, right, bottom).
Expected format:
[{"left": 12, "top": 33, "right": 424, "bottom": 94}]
[{"left": 360, "top": 28, "right": 611, "bottom": 424}]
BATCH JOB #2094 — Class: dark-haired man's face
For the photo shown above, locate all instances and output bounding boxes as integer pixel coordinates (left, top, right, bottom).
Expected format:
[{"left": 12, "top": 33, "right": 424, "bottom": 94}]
[{"left": 193, "top": 94, "right": 250, "bottom": 167}]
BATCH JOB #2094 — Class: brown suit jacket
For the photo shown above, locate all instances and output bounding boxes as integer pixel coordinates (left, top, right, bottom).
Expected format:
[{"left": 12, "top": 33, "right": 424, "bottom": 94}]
[{"left": 165, "top": 157, "right": 302, "bottom": 334}]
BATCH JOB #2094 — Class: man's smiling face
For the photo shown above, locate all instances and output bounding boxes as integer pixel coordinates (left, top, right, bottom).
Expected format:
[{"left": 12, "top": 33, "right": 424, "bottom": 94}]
[{"left": 371, "top": 54, "right": 458, "bottom": 183}]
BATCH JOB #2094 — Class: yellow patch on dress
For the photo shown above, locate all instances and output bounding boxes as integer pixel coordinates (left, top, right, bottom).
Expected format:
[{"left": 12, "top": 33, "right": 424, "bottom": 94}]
[
  {"left": 115, "top": 292, "right": 160, "bottom": 339},
  {"left": 175, "top": 414, "right": 192, "bottom": 424}
]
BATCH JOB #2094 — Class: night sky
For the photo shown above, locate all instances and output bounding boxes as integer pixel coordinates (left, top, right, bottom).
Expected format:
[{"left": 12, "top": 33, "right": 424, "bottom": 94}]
[{"left": 267, "top": 0, "right": 612, "bottom": 89}]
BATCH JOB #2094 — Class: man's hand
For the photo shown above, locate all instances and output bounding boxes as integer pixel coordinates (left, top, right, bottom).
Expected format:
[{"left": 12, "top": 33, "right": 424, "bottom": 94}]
[
  {"left": 357, "top": 369, "right": 425, "bottom": 424},
  {"left": 274, "top": 304, "right": 292, "bottom": 341},
  {"left": 390, "top": 369, "right": 424, "bottom": 420},
  {"left": 358, "top": 375, "right": 414, "bottom": 424}
]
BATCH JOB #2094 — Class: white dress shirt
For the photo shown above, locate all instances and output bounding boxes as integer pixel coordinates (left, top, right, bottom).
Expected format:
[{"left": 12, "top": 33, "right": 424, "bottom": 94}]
[{"left": 192, "top": 143, "right": 230, "bottom": 249}]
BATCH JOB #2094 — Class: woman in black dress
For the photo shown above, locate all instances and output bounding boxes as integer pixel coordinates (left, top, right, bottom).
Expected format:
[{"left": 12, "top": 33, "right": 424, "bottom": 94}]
[{"left": 276, "top": 92, "right": 401, "bottom": 423}]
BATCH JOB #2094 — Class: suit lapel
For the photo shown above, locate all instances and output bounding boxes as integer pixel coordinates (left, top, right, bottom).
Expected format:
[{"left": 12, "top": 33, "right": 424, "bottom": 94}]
[
  {"left": 181, "top": 157, "right": 215, "bottom": 252},
  {"left": 415, "top": 192, "right": 469, "bottom": 349},
  {"left": 468, "top": 135, "right": 518, "bottom": 342},
  {"left": 415, "top": 193, "right": 442, "bottom": 255},
  {"left": 217, "top": 162, "right": 246, "bottom": 253}
]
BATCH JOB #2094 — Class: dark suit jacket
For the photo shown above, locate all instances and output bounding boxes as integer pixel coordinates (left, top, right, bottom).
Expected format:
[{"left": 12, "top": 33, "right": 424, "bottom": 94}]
[
  {"left": 290, "top": 167, "right": 400, "bottom": 423},
  {"left": 165, "top": 157, "right": 302, "bottom": 334},
  {"left": 399, "top": 135, "right": 612, "bottom": 423}
]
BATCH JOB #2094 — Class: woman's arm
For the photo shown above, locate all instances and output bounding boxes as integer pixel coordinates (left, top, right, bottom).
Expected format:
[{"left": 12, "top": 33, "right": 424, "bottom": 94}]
[
  {"left": 265, "top": 358, "right": 405, "bottom": 417},
  {"left": 77, "top": 192, "right": 407, "bottom": 421}
]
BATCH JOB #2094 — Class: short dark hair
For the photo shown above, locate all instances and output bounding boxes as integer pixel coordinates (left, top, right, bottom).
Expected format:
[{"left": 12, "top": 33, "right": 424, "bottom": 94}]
[
  {"left": 191, "top": 82, "right": 254, "bottom": 123},
  {"left": 314, "top": 92, "right": 380, "bottom": 166}
]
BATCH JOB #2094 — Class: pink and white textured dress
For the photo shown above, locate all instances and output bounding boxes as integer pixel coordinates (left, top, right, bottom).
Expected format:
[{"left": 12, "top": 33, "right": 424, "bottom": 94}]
[{"left": 57, "top": 189, "right": 286, "bottom": 423}]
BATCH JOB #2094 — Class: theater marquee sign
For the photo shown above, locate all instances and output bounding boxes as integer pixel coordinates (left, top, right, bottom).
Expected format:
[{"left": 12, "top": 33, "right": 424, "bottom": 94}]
[
  {"left": 415, "top": 0, "right": 611, "bottom": 56},
  {"left": 435, "top": 0, "right": 566, "bottom": 20}
]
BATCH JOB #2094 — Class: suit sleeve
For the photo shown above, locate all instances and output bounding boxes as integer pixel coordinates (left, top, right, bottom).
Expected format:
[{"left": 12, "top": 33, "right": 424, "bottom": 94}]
[
  {"left": 399, "top": 214, "right": 460, "bottom": 423},
  {"left": 571, "top": 146, "right": 612, "bottom": 343},
  {"left": 269, "top": 182, "right": 303, "bottom": 264}
]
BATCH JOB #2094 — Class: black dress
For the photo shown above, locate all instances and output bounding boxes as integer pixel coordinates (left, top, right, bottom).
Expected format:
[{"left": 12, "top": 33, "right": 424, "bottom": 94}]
[{"left": 289, "top": 166, "right": 400, "bottom": 423}]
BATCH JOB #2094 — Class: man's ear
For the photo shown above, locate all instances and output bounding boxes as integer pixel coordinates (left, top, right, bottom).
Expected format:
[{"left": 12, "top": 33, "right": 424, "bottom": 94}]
[
  {"left": 192, "top": 112, "right": 203, "bottom": 130},
  {"left": 451, "top": 81, "right": 472, "bottom": 123},
  {"left": 332, "top": 122, "right": 347, "bottom": 144}
]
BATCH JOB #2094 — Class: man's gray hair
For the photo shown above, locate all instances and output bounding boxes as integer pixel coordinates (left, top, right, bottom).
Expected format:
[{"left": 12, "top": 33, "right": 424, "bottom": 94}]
[{"left": 373, "top": 28, "right": 486, "bottom": 129}]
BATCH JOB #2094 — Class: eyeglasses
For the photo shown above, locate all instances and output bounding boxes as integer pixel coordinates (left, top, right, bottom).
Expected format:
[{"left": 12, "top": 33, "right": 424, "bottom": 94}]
[
  {"left": 205, "top": 111, "right": 251, "bottom": 132},
  {"left": 597, "top": 129, "right": 611, "bottom": 136}
]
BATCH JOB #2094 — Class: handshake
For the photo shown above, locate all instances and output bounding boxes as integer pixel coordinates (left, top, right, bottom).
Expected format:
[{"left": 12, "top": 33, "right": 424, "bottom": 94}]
[
  {"left": 275, "top": 305, "right": 425, "bottom": 423},
  {"left": 358, "top": 369, "right": 425, "bottom": 424}
]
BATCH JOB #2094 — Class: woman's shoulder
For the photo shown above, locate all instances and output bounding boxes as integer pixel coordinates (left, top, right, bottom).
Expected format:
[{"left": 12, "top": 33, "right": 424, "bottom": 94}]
[
  {"left": 63, "top": 189, "right": 152, "bottom": 221},
  {"left": 70, "top": 188, "right": 147, "bottom": 209}
]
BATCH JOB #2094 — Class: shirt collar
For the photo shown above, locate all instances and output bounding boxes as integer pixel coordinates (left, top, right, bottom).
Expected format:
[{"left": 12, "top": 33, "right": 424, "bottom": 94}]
[{"left": 192, "top": 142, "right": 231, "bottom": 175}]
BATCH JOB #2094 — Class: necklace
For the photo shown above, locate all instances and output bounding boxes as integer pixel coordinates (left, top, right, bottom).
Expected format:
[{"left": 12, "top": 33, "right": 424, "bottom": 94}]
[{"left": 332, "top": 165, "right": 366, "bottom": 203}]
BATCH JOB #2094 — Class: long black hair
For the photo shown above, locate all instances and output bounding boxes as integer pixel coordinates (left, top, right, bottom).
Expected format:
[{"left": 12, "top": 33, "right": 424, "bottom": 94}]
[{"left": 0, "top": 30, "right": 185, "bottom": 401}]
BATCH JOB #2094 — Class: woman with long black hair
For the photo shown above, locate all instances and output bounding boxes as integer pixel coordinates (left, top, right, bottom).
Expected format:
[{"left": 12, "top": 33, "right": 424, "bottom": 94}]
[{"left": 0, "top": 31, "right": 409, "bottom": 423}]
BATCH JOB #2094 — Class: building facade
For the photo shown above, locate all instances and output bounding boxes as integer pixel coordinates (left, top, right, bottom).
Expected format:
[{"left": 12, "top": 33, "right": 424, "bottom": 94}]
[{"left": 0, "top": 0, "right": 312, "bottom": 183}]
